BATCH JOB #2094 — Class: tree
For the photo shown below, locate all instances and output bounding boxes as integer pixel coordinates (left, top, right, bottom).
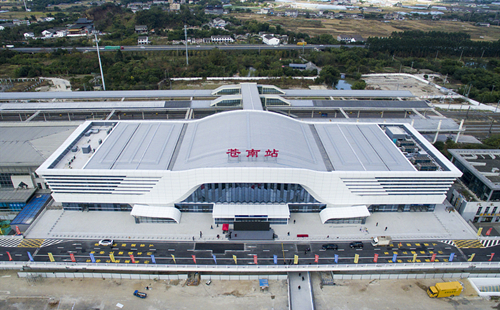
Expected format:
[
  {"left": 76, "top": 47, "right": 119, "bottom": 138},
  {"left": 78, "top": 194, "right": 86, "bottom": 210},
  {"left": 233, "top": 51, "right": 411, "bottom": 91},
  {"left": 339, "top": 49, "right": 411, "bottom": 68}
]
[
  {"left": 316, "top": 65, "right": 340, "bottom": 87},
  {"left": 351, "top": 80, "right": 367, "bottom": 90}
]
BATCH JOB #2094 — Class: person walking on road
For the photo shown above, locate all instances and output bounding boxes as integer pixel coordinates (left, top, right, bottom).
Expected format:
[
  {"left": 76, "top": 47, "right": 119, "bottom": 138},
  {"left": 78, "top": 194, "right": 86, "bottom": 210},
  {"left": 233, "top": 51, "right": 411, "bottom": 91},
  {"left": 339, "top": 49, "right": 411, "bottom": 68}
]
[
  {"left": 200, "top": 231, "right": 203, "bottom": 238},
  {"left": 384, "top": 227, "right": 387, "bottom": 231}
]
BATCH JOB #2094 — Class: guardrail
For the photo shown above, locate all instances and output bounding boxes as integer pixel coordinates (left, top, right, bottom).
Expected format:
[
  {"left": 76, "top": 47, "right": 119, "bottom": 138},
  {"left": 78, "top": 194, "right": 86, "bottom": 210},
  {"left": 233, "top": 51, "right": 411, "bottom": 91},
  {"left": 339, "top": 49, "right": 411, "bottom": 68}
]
[{"left": 2, "top": 261, "right": 500, "bottom": 273}]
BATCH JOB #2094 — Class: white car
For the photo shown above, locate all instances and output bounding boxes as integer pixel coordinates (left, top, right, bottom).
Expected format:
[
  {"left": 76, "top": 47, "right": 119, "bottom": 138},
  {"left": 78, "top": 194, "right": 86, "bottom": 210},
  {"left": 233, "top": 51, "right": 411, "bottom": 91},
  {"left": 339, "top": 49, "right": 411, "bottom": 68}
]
[{"left": 98, "top": 239, "right": 114, "bottom": 246}]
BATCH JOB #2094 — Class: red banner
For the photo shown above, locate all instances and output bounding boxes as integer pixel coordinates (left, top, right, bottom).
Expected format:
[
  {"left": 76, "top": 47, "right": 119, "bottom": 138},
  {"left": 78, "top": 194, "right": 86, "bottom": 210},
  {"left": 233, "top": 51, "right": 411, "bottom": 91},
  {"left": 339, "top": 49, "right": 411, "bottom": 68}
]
[
  {"left": 373, "top": 253, "right": 379, "bottom": 263},
  {"left": 15, "top": 226, "right": 21, "bottom": 235},
  {"left": 489, "top": 253, "right": 495, "bottom": 261},
  {"left": 486, "top": 228, "right": 493, "bottom": 236},
  {"left": 253, "top": 255, "right": 258, "bottom": 265},
  {"left": 314, "top": 254, "right": 319, "bottom": 263},
  {"left": 192, "top": 255, "right": 197, "bottom": 264},
  {"left": 129, "top": 254, "right": 136, "bottom": 263},
  {"left": 6, "top": 251, "right": 12, "bottom": 261},
  {"left": 70, "top": 253, "right": 76, "bottom": 262},
  {"left": 431, "top": 253, "right": 437, "bottom": 262}
]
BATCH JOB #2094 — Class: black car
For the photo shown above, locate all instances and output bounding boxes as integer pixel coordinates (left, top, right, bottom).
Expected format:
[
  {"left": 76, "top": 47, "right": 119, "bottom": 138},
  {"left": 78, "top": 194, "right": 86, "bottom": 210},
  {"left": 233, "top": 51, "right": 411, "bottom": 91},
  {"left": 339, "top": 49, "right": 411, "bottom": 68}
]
[
  {"left": 322, "top": 244, "right": 339, "bottom": 250},
  {"left": 349, "top": 241, "right": 363, "bottom": 249}
]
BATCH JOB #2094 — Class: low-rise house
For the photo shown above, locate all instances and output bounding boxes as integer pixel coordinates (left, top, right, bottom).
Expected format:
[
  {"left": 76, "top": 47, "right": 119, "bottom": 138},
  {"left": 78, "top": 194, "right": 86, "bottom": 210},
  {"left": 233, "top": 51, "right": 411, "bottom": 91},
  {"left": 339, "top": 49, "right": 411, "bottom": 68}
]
[
  {"left": 205, "top": 4, "right": 223, "bottom": 14},
  {"left": 262, "top": 34, "right": 280, "bottom": 45},
  {"left": 211, "top": 35, "right": 234, "bottom": 43},
  {"left": 138, "top": 36, "right": 149, "bottom": 45},
  {"left": 135, "top": 25, "right": 148, "bottom": 34},
  {"left": 24, "top": 32, "right": 35, "bottom": 39},
  {"left": 285, "top": 10, "right": 298, "bottom": 17},
  {"left": 337, "top": 34, "right": 364, "bottom": 43},
  {"left": 0, "top": 23, "right": 14, "bottom": 30},
  {"left": 209, "top": 18, "right": 229, "bottom": 28}
]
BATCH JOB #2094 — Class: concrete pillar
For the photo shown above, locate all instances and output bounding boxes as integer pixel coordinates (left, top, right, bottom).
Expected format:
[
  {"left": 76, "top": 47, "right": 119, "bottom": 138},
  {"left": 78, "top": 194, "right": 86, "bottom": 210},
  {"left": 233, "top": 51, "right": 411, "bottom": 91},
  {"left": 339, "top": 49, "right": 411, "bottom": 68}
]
[
  {"left": 454, "top": 119, "right": 465, "bottom": 143},
  {"left": 433, "top": 119, "right": 442, "bottom": 144}
]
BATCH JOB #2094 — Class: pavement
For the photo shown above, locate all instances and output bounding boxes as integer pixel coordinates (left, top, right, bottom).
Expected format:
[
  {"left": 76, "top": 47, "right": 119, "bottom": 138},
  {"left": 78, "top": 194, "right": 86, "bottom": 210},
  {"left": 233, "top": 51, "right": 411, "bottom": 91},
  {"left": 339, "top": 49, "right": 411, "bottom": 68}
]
[{"left": 24, "top": 202, "right": 479, "bottom": 242}]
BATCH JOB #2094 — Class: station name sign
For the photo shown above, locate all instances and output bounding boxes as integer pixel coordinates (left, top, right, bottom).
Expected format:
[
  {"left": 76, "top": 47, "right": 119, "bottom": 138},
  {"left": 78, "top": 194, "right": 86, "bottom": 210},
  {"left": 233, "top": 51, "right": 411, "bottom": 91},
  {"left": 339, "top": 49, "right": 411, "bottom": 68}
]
[{"left": 227, "top": 148, "right": 279, "bottom": 158}]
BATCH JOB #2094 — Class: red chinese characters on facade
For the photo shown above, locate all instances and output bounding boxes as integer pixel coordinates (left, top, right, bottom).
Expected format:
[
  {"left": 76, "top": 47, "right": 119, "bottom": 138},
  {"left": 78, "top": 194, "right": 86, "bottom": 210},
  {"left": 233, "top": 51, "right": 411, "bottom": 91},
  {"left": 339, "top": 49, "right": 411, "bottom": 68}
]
[
  {"left": 226, "top": 148, "right": 241, "bottom": 158},
  {"left": 227, "top": 148, "right": 278, "bottom": 158},
  {"left": 246, "top": 149, "right": 260, "bottom": 158},
  {"left": 264, "top": 149, "right": 279, "bottom": 157}
]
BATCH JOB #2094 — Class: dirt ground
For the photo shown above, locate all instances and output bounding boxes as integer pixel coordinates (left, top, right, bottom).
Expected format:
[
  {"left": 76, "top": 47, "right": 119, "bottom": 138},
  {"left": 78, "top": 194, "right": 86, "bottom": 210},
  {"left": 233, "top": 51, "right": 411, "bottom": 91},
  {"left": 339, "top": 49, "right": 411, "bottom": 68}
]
[
  {"left": 0, "top": 270, "right": 497, "bottom": 310},
  {"left": 363, "top": 74, "right": 446, "bottom": 97},
  {"left": 312, "top": 274, "right": 498, "bottom": 310}
]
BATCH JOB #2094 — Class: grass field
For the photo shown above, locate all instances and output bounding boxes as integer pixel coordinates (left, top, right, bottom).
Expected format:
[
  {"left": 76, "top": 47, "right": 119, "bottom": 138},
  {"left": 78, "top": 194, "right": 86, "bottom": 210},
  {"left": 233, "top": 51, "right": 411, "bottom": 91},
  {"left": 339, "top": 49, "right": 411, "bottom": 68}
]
[{"left": 236, "top": 14, "right": 500, "bottom": 41}]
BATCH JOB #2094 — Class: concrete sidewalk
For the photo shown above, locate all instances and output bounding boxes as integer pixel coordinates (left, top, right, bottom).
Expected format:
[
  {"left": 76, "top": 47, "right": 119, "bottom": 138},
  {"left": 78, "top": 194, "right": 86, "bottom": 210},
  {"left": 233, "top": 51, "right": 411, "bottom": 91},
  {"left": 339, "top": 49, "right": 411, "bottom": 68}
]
[{"left": 25, "top": 203, "right": 478, "bottom": 242}]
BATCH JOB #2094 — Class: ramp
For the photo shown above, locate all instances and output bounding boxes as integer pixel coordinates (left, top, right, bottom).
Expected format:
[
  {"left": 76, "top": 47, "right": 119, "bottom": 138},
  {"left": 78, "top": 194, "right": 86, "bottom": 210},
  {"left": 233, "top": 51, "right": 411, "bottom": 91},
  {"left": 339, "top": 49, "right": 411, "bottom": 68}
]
[{"left": 288, "top": 272, "right": 314, "bottom": 310}]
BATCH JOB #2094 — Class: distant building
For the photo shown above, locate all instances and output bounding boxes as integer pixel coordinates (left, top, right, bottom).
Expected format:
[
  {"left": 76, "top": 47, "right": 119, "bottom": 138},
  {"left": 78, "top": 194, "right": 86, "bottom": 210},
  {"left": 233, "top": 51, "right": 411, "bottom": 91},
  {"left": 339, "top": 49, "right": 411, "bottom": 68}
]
[
  {"left": 23, "top": 32, "right": 35, "bottom": 39},
  {"left": 476, "top": 22, "right": 490, "bottom": 27},
  {"left": 205, "top": 4, "right": 223, "bottom": 14},
  {"left": 211, "top": 35, "right": 234, "bottom": 43},
  {"left": 285, "top": 10, "right": 298, "bottom": 17},
  {"left": 42, "top": 28, "right": 67, "bottom": 38},
  {"left": 337, "top": 34, "right": 364, "bottom": 43},
  {"left": 262, "top": 34, "right": 280, "bottom": 45},
  {"left": 138, "top": 36, "right": 149, "bottom": 45},
  {"left": 170, "top": 3, "right": 180, "bottom": 10},
  {"left": 67, "top": 18, "right": 94, "bottom": 36},
  {"left": 0, "top": 23, "right": 14, "bottom": 31},
  {"left": 135, "top": 25, "right": 148, "bottom": 34},
  {"left": 209, "top": 18, "right": 229, "bottom": 29}
]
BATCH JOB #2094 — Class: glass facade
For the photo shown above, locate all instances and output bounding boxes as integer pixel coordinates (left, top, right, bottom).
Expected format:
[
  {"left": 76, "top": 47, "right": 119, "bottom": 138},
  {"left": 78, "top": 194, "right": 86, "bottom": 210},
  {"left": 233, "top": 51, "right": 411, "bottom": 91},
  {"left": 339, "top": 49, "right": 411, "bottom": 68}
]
[
  {"left": 134, "top": 216, "right": 177, "bottom": 224},
  {"left": 369, "top": 204, "right": 435, "bottom": 212},
  {"left": 62, "top": 202, "right": 131, "bottom": 211},
  {"left": 0, "top": 173, "right": 26, "bottom": 188},
  {"left": 453, "top": 159, "right": 492, "bottom": 201},
  {"left": 324, "top": 217, "right": 366, "bottom": 224},
  {"left": 214, "top": 217, "right": 287, "bottom": 225},
  {"left": 181, "top": 183, "right": 320, "bottom": 204},
  {"left": 0, "top": 202, "right": 26, "bottom": 211}
]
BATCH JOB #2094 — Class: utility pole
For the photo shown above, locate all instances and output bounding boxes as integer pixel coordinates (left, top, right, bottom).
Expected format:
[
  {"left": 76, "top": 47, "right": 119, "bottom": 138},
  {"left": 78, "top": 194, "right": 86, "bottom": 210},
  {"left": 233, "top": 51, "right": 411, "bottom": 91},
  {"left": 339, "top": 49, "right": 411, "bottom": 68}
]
[
  {"left": 435, "top": 51, "right": 438, "bottom": 61},
  {"left": 459, "top": 49, "right": 464, "bottom": 62},
  {"left": 94, "top": 34, "right": 106, "bottom": 91},
  {"left": 184, "top": 25, "right": 189, "bottom": 66}
]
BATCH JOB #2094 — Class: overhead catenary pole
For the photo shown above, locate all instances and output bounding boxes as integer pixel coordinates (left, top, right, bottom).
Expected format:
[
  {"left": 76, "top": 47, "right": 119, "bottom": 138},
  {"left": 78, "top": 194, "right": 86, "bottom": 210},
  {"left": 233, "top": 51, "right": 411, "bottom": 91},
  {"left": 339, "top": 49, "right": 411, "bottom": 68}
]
[
  {"left": 184, "top": 25, "right": 189, "bottom": 66},
  {"left": 94, "top": 34, "right": 106, "bottom": 91}
]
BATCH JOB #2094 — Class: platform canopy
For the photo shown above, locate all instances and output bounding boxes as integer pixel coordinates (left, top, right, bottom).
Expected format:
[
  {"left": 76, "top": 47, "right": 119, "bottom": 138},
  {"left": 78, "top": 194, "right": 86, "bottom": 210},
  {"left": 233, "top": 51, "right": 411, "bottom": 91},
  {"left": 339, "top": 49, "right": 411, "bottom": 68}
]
[
  {"left": 319, "top": 205, "right": 370, "bottom": 224},
  {"left": 213, "top": 204, "right": 290, "bottom": 219},
  {"left": 131, "top": 204, "right": 181, "bottom": 223}
]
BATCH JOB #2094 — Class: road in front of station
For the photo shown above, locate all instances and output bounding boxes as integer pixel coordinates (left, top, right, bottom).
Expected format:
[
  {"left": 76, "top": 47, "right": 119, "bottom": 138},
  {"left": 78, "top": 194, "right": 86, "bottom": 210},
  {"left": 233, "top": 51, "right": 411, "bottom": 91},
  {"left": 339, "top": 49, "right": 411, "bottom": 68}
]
[{"left": 1, "top": 239, "right": 492, "bottom": 265}]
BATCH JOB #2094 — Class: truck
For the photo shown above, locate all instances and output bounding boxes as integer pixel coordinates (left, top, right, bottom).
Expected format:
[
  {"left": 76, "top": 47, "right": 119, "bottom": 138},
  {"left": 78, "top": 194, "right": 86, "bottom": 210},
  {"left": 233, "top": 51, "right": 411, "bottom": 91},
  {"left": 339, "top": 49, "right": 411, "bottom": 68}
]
[
  {"left": 104, "top": 46, "right": 124, "bottom": 50},
  {"left": 371, "top": 236, "right": 392, "bottom": 247},
  {"left": 297, "top": 42, "right": 307, "bottom": 46},
  {"left": 133, "top": 290, "right": 147, "bottom": 298},
  {"left": 427, "top": 281, "right": 463, "bottom": 298}
]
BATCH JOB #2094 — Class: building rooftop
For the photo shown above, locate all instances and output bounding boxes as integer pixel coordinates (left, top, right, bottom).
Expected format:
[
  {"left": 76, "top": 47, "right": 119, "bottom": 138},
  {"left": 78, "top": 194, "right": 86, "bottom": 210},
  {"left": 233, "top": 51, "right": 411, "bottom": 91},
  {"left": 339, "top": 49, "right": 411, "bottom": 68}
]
[
  {"left": 44, "top": 110, "right": 428, "bottom": 173},
  {"left": 0, "top": 125, "right": 78, "bottom": 167},
  {"left": 449, "top": 149, "right": 500, "bottom": 188}
]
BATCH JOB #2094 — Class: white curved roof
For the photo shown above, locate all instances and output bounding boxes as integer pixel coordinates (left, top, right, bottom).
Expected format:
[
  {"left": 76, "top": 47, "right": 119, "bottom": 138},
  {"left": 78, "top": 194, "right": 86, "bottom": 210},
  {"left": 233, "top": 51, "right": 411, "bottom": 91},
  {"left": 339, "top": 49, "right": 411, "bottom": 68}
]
[
  {"left": 172, "top": 110, "right": 327, "bottom": 171},
  {"left": 131, "top": 205, "right": 181, "bottom": 223},
  {"left": 319, "top": 206, "right": 370, "bottom": 223}
]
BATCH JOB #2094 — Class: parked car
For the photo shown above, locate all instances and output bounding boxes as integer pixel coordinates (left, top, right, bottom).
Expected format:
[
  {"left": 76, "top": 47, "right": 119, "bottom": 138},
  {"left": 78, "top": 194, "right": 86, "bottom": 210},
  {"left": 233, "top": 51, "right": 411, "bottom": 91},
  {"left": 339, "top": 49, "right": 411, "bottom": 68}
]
[
  {"left": 133, "top": 290, "right": 147, "bottom": 298},
  {"left": 98, "top": 239, "right": 114, "bottom": 246},
  {"left": 321, "top": 244, "right": 339, "bottom": 250},
  {"left": 349, "top": 241, "right": 363, "bottom": 249}
]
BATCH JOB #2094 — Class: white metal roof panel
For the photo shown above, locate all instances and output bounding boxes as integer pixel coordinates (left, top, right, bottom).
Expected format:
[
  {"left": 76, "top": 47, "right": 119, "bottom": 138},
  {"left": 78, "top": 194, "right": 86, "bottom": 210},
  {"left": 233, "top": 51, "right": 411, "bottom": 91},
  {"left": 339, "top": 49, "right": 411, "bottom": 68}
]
[
  {"left": 172, "top": 110, "right": 327, "bottom": 171},
  {"left": 314, "top": 123, "right": 415, "bottom": 172},
  {"left": 85, "top": 122, "right": 183, "bottom": 170}
]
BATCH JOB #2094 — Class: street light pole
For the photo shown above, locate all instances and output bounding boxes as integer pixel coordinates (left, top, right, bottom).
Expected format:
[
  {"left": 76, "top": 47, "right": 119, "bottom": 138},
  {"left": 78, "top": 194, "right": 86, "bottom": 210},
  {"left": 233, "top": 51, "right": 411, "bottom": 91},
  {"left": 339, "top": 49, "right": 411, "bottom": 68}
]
[{"left": 94, "top": 34, "right": 106, "bottom": 91}]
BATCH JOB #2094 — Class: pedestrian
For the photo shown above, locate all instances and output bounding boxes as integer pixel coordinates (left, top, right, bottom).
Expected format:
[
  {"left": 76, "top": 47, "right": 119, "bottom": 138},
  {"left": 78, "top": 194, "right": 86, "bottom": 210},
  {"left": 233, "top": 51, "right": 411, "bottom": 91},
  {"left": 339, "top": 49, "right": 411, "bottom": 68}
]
[
  {"left": 217, "top": 234, "right": 220, "bottom": 239},
  {"left": 294, "top": 219, "right": 296, "bottom": 224},
  {"left": 298, "top": 285, "right": 301, "bottom": 290},
  {"left": 376, "top": 222, "right": 378, "bottom": 226},
  {"left": 302, "top": 276, "right": 304, "bottom": 281},
  {"left": 287, "top": 231, "right": 290, "bottom": 236},
  {"left": 299, "top": 273, "right": 301, "bottom": 276},
  {"left": 304, "top": 250, "right": 307, "bottom": 255},
  {"left": 307, "top": 247, "right": 310, "bottom": 252},
  {"left": 192, "top": 236, "right": 195, "bottom": 241},
  {"left": 360, "top": 227, "right": 362, "bottom": 231},
  {"left": 200, "top": 231, "right": 202, "bottom": 238},
  {"left": 146, "top": 286, "right": 149, "bottom": 290},
  {"left": 211, "top": 225, "right": 213, "bottom": 229},
  {"left": 327, "top": 235, "right": 329, "bottom": 238},
  {"left": 385, "top": 227, "right": 387, "bottom": 231}
]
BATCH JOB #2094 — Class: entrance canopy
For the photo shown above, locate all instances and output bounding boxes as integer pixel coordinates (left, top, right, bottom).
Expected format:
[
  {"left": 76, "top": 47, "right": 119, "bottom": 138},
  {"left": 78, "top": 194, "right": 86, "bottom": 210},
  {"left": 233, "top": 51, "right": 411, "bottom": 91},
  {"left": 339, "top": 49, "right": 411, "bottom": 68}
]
[
  {"left": 213, "top": 204, "right": 290, "bottom": 219},
  {"left": 131, "top": 204, "right": 181, "bottom": 223},
  {"left": 319, "top": 205, "right": 370, "bottom": 224}
]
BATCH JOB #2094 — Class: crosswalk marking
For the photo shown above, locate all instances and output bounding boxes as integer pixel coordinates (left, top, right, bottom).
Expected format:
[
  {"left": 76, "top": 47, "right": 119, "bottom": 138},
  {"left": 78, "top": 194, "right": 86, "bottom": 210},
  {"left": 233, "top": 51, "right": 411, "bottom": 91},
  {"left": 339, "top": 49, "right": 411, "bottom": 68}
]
[{"left": 481, "top": 239, "right": 500, "bottom": 248}]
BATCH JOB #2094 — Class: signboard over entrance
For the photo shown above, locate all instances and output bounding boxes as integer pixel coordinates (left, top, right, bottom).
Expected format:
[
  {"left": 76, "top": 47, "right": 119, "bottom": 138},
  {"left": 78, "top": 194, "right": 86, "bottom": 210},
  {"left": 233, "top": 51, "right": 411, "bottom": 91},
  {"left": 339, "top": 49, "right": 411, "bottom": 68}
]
[{"left": 227, "top": 148, "right": 279, "bottom": 158}]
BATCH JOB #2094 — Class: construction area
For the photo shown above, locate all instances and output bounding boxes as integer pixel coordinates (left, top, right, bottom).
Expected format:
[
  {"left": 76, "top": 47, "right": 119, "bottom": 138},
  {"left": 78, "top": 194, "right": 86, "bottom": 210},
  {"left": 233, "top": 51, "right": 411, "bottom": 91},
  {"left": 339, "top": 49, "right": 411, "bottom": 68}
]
[{"left": 0, "top": 270, "right": 497, "bottom": 310}]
